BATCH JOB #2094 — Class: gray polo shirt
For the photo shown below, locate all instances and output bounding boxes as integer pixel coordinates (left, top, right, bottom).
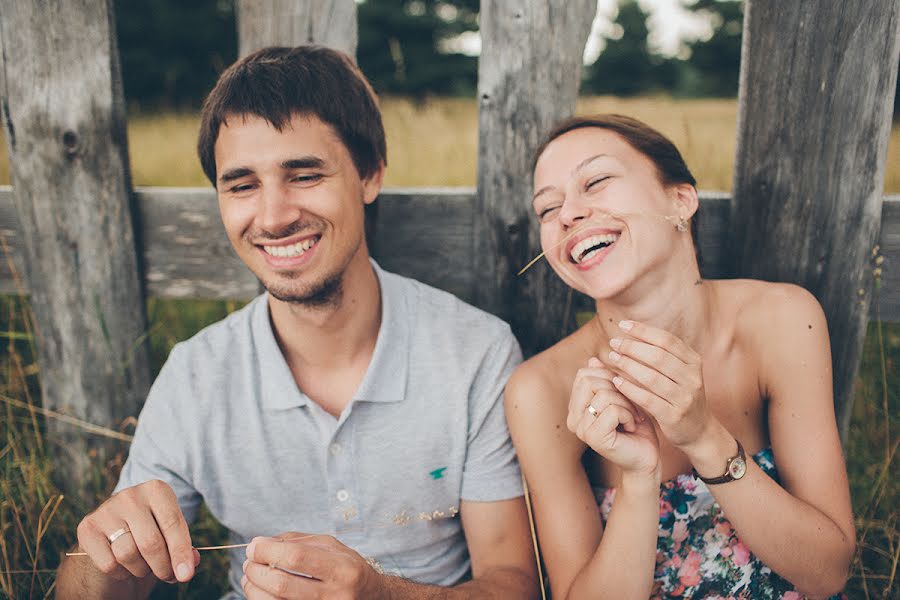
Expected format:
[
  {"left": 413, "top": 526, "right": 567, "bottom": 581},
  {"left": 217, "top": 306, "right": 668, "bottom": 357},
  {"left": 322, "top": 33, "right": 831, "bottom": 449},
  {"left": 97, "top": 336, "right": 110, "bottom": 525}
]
[{"left": 114, "top": 261, "right": 523, "bottom": 598}]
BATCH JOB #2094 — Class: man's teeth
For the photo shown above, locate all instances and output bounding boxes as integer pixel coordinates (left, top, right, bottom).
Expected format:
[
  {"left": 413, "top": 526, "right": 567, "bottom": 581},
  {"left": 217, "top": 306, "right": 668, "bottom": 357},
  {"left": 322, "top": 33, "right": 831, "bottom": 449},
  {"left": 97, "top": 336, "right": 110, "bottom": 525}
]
[
  {"left": 570, "top": 234, "right": 619, "bottom": 263},
  {"left": 263, "top": 237, "right": 318, "bottom": 257}
]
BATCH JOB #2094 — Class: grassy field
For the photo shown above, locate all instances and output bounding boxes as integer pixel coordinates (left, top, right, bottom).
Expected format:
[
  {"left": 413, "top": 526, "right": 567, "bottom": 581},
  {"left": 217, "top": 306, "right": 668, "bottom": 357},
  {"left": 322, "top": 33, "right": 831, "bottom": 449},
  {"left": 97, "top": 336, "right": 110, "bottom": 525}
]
[
  {"left": 0, "top": 96, "right": 897, "bottom": 191},
  {"left": 0, "top": 97, "right": 898, "bottom": 599}
]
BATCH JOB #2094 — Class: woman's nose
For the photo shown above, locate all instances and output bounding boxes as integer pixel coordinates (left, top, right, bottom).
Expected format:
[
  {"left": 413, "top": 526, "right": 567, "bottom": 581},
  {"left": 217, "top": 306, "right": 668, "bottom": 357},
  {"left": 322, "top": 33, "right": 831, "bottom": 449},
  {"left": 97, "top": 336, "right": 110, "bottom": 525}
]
[{"left": 558, "top": 195, "right": 592, "bottom": 229}]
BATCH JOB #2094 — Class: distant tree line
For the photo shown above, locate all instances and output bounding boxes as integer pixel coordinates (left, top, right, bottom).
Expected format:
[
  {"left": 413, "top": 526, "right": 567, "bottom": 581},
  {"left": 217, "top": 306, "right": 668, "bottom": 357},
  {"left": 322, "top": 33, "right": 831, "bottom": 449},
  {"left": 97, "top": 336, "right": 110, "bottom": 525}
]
[{"left": 115, "top": 0, "right": 897, "bottom": 113}]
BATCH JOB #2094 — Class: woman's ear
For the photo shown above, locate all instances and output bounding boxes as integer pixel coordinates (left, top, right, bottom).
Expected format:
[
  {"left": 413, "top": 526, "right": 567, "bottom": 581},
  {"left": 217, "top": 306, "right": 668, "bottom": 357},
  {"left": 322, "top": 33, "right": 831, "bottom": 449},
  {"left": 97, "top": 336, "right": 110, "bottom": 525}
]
[{"left": 671, "top": 183, "right": 699, "bottom": 220}]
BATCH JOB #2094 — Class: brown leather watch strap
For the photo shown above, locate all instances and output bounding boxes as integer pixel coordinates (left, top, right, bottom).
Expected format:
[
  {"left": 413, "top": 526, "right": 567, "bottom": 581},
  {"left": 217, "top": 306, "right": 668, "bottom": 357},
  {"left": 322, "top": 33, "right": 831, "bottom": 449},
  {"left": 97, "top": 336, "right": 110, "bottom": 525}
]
[{"left": 694, "top": 439, "right": 746, "bottom": 485}]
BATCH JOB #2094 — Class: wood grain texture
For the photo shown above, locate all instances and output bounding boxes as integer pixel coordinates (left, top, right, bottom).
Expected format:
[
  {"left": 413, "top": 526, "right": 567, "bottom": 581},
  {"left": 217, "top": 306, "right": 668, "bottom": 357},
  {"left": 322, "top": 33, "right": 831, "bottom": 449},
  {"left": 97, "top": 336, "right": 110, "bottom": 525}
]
[
  {"left": 0, "top": 0, "right": 151, "bottom": 497},
  {"left": 476, "top": 0, "right": 597, "bottom": 356},
  {"left": 236, "top": 0, "right": 357, "bottom": 58},
  {"left": 6, "top": 187, "right": 898, "bottom": 317},
  {"left": 731, "top": 0, "right": 900, "bottom": 439}
]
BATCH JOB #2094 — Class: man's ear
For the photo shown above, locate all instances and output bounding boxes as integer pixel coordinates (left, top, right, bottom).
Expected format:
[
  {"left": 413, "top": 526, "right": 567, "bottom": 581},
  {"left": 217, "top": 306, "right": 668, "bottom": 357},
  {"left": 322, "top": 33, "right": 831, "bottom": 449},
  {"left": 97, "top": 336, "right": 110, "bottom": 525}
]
[
  {"left": 362, "top": 163, "right": 385, "bottom": 205},
  {"left": 672, "top": 183, "right": 699, "bottom": 220}
]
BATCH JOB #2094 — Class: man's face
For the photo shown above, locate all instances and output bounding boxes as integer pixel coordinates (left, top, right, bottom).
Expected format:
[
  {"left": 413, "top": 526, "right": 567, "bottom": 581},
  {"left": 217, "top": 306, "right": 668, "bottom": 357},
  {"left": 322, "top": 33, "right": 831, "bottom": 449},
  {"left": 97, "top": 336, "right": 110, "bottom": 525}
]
[{"left": 214, "top": 113, "right": 382, "bottom": 305}]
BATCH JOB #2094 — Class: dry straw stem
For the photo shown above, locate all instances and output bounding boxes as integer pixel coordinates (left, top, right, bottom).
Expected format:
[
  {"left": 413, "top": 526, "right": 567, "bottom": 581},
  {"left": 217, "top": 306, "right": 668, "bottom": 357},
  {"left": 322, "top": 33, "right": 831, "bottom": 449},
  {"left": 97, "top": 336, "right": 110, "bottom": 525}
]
[{"left": 0, "top": 394, "right": 134, "bottom": 443}]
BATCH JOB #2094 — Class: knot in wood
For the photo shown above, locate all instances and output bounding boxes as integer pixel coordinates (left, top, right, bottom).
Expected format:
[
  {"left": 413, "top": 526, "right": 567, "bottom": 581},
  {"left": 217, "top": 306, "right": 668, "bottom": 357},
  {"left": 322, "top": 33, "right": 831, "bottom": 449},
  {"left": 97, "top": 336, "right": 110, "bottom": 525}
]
[{"left": 62, "top": 130, "right": 80, "bottom": 158}]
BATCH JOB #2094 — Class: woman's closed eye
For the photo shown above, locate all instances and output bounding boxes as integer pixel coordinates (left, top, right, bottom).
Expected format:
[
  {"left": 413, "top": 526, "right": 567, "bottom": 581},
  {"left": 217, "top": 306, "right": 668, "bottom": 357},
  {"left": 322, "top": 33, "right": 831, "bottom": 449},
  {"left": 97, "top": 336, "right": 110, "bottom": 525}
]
[
  {"left": 538, "top": 204, "right": 561, "bottom": 221},
  {"left": 585, "top": 175, "right": 611, "bottom": 191}
]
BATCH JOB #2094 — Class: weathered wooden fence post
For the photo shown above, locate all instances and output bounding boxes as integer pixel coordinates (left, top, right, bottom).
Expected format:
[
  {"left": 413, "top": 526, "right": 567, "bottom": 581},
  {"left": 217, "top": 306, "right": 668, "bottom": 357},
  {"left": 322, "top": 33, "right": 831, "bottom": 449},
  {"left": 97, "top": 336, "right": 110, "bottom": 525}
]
[
  {"left": 0, "top": 0, "right": 151, "bottom": 501},
  {"left": 476, "top": 0, "right": 597, "bottom": 356},
  {"left": 236, "top": 0, "right": 357, "bottom": 58},
  {"left": 731, "top": 0, "right": 900, "bottom": 441}
]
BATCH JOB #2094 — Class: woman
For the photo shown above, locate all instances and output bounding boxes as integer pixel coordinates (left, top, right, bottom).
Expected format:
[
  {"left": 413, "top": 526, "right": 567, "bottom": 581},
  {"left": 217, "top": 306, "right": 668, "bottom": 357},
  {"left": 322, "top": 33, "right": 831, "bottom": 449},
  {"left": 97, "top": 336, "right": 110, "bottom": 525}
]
[{"left": 505, "top": 115, "right": 855, "bottom": 599}]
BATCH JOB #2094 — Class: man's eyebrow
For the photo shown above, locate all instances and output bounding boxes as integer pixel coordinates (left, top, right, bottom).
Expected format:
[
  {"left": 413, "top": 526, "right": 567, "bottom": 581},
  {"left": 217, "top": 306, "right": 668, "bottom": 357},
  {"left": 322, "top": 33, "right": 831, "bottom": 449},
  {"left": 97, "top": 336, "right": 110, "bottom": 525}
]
[
  {"left": 282, "top": 157, "right": 326, "bottom": 170},
  {"left": 219, "top": 167, "right": 253, "bottom": 184}
]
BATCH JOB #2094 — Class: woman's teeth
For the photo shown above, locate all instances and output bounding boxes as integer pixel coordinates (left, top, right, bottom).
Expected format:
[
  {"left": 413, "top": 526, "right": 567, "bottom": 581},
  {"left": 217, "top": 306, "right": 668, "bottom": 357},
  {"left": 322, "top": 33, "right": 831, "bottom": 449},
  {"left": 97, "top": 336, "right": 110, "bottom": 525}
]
[
  {"left": 263, "top": 237, "right": 318, "bottom": 257},
  {"left": 570, "top": 233, "right": 619, "bottom": 263}
]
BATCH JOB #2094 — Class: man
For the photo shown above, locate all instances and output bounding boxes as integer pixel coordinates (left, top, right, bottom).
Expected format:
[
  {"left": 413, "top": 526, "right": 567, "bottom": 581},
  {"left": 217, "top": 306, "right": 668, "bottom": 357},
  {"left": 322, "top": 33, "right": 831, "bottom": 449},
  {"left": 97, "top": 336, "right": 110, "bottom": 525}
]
[{"left": 56, "top": 46, "right": 538, "bottom": 600}]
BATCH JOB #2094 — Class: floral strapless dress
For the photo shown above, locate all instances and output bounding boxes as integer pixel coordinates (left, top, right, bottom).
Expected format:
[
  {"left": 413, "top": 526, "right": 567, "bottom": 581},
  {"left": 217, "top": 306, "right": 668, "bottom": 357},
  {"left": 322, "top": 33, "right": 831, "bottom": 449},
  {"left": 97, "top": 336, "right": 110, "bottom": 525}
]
[{"left": 594, "top": 448, "right": 846, "bottom": 599}]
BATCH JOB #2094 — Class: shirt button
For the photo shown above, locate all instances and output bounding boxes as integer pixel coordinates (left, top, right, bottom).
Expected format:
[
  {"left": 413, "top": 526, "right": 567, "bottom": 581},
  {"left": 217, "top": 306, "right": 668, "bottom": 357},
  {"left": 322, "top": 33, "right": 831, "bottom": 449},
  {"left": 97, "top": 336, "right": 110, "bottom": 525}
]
[
  {"left": 330, "top": 443, "right": 342, "bottom": 455},
  {"left": 336, "top": 489, "right": 350, "bottom": 502}
]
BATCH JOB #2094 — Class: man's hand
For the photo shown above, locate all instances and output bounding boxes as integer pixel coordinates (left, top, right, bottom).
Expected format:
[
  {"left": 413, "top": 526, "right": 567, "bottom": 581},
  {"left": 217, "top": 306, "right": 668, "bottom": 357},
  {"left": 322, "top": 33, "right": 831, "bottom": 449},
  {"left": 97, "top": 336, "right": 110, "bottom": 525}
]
[
  {"left": 242, "top": 533, "right": 386, "bottom": 599},
  {"left": 75, "top": 479, "right": 199, "bottom": 584}
]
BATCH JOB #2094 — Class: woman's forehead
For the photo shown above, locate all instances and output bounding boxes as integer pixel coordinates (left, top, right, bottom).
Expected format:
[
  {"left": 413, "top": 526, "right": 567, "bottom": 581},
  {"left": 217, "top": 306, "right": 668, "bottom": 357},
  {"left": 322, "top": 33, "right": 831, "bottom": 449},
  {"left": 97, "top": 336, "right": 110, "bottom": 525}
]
[{"left": 534, "top": 128, "right": 642, "bottom": 182}]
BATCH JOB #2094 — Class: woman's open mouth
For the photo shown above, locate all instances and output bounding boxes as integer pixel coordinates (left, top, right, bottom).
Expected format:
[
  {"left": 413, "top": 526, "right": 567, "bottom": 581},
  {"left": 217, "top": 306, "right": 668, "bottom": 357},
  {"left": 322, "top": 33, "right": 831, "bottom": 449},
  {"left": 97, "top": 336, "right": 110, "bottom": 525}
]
[{"left": 568, "top": 233, "right": 619, "bottom": 265}]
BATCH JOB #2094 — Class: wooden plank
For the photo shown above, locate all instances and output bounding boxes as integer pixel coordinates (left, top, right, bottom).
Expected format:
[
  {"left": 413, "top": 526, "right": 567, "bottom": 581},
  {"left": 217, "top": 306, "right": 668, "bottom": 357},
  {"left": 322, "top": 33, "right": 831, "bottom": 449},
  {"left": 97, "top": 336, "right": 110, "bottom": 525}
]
[
  {"left": 236, "top": 0, "right": 357, "bottom": 58},
  {"left": 367, "top": 188, "right": 477, "bottom": 304},
  {"left": 0, "top": 0, "right": 151, "bottom": 498},
  {"left": 731, "top": 0, "right": 900, "bottom": 440},
  {"left": 5, "top": 186, "right": 898, "bottom": 318},
  {"left": 476, "top": 0, "right": 597, "bottom": 355}
]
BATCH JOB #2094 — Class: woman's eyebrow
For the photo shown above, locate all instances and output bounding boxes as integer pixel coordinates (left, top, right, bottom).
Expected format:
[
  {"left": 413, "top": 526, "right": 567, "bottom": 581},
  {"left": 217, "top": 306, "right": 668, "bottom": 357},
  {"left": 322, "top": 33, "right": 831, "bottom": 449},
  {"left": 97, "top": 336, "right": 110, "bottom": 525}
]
[
  {"left": 572, "top": 153, "right": 610, "bottom": 176},
  {"left": 532, "top": 153, "right": 612, "bottom": 203}
]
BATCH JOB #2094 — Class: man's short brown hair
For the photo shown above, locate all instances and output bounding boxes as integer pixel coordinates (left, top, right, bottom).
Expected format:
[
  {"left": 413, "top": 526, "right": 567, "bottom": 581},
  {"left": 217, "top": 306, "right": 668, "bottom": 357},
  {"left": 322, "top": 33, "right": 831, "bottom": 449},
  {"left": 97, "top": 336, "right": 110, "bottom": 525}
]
[{"left": 198, "top": 46, "right": 387, "bottom": 186}]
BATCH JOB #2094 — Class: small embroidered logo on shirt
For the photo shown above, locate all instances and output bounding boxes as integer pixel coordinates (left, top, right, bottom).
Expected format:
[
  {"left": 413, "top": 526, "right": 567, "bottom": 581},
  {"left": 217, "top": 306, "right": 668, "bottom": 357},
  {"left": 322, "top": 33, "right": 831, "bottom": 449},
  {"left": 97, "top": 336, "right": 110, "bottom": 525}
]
[{"left": 429, "top": 467, "right": 448, "bottom": 480}]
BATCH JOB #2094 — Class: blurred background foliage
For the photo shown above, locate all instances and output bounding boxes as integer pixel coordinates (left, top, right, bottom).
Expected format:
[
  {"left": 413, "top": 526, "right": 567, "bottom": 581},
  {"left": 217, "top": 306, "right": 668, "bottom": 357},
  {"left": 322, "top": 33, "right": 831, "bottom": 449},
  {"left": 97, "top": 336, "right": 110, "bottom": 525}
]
[{"left": 114, "top": 0, "right": 746, "bottom": 107}]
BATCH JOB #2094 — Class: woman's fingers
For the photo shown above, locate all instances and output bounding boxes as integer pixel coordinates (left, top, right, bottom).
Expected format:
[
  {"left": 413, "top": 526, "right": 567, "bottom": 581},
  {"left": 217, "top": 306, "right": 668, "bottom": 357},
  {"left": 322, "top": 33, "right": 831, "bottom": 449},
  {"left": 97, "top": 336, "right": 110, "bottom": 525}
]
[
  {"left": 617, "top": 320, "right": 699, "bottom": 365},
  {"left": 612, "top": 375, "right": 673, "bottom": 422},
  {"left": 608, "top": 348, "right": 681, "bottom": 402}
]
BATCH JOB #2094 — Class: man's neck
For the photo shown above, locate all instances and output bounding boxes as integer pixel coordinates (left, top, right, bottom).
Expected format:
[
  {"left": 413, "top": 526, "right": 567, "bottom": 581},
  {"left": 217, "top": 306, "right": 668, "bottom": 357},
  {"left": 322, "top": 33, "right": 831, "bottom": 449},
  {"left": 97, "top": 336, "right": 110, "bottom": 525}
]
[{"left": 268, "top": 253, "right": 382, "bottom": 374}]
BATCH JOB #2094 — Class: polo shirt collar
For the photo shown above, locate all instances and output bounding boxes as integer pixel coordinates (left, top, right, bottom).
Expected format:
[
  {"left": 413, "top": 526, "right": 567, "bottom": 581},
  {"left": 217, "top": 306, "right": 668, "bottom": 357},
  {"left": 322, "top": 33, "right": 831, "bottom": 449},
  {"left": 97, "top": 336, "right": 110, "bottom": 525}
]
[{"left": 254, "top": 260, "right": 409, "bottom": 410}]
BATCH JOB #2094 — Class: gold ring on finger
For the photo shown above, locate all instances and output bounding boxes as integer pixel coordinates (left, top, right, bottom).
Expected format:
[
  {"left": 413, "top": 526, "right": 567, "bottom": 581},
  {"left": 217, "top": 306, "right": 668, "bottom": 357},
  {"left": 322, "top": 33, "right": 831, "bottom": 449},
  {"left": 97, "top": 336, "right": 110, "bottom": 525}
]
[
  {"left": 587, "top": 404, "right": 600, "bottom": 418},
  {"left": 107, "top": 526, "right": 132, "bottom": 545}
]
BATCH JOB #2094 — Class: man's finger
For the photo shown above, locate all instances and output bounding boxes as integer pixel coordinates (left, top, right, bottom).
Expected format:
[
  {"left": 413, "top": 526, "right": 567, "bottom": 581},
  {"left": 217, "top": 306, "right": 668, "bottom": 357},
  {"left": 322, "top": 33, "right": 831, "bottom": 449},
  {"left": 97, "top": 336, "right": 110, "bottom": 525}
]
[
  {"left": 147, "top": 488, "right": 195, "bottom": 582},
  {"left": 243, "top": 559, "right": 321, "bottom": 598},
  {"left": 109, "top": 526, "right": 152, "bottom": 579},
  {"left": 75, "top": 519, "right": 132, "bottom": 581},
  {"left": 128, "top": 513, "right": 176, "bottom": 582},
  {"left": 241, "top": 572, "right": 282, "bottom": 600},
  {"left": 247, "top": 536, "right": 330, "bottom": 580}
]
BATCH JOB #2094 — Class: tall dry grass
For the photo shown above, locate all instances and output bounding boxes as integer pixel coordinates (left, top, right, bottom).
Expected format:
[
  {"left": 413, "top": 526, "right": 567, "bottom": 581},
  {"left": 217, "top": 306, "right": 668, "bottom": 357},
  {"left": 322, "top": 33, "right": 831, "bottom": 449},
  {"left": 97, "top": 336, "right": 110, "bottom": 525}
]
[{"left": 0, "top": 96, "right": 896, "bottom": 191}]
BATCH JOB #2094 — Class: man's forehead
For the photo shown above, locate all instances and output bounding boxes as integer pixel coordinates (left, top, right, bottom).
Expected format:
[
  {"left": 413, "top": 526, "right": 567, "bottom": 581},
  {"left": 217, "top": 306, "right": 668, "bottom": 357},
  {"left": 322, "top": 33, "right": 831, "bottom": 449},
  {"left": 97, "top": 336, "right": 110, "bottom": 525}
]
[{"left": 214, "top": 112, "right": 345, "bottom": 166}]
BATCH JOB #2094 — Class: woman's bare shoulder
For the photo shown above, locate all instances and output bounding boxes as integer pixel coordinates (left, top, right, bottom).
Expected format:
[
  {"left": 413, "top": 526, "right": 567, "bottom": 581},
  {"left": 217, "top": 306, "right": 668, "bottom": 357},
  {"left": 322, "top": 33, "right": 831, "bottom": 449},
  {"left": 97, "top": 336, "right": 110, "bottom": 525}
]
[
  {"left": 506, "top": 329, "right": 592, "bottom": 423},
  {"left": 712, "top": 279, "right": 824, "bottom": 328}
]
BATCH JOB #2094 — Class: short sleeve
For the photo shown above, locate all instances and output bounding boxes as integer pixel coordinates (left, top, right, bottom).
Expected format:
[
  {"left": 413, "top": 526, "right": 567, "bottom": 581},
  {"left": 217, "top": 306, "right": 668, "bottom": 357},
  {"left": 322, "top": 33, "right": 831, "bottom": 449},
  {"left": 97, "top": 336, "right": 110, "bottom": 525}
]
[
  {"left": 114, "top": 344, "right": 202, "bottom": 524},
  {"left": 460, "top": 325, "right": 524, "bottom": 501}
]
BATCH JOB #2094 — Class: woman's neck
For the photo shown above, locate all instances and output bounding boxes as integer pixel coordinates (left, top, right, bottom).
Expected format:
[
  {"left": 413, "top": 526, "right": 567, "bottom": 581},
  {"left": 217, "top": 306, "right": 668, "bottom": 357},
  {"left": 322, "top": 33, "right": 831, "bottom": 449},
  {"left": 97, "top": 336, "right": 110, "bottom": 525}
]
[{"left": 593, "top": 255, "right": 713, "bottom": 354}]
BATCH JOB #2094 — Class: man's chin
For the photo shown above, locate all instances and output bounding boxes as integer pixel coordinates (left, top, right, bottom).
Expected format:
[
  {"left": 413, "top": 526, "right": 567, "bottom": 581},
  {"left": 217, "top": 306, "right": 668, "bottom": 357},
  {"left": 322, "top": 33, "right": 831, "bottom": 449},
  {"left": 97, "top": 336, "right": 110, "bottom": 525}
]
[{"left": 262, "top": 273, "right": 343, "bottom": 308}]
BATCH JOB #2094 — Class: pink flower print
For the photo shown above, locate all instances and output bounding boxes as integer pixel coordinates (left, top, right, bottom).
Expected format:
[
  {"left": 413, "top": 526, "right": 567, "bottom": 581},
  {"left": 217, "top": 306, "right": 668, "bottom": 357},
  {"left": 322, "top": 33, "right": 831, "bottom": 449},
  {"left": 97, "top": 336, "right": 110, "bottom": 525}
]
[
  {"left": 678, "top": 551, "right": 702, "bottom": 587},
  {"left": 781, "top": 591, "right": 803, "bottom": 599},
  {"left": 731, "top": 541, "right": 750, "bottom": 566},
  {"left": 659, "top": 499, "right": 673, "bottom": 518},
  {"left": 720, "top": 545, "right": 733, "bottom": 557},
  {"left": 715, "top": 520, "right": 733, "bottom": 537}
]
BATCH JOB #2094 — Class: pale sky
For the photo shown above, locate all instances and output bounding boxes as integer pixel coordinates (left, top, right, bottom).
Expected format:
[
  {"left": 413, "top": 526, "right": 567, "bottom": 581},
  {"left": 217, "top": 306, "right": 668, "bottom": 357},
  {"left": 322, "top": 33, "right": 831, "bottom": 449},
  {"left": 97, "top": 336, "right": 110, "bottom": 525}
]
[{"left": 444, "top": 0, "right": 718, "bottom": 62}]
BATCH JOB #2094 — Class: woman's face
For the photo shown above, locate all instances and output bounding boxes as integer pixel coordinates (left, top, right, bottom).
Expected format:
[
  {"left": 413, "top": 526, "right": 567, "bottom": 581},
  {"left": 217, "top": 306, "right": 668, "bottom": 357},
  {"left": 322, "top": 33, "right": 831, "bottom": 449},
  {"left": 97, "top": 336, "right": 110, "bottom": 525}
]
[{"left": 532, "top": 127, "right": 691, "bottom": 299}]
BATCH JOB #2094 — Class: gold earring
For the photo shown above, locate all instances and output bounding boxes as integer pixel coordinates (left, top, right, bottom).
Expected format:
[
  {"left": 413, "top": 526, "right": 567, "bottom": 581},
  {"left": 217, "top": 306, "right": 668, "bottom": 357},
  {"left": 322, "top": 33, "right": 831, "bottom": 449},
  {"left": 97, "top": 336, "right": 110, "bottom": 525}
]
[{"left": 675, "top": 216, "right": 688, "bottom": 232}]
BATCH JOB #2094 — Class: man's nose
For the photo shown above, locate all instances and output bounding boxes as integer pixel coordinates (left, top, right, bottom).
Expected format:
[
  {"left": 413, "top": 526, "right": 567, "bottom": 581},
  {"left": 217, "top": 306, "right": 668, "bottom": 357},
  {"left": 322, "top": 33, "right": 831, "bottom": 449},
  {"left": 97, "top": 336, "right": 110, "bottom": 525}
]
[{"left": 257, "top": 183, "right": 301, "bottom": 235}]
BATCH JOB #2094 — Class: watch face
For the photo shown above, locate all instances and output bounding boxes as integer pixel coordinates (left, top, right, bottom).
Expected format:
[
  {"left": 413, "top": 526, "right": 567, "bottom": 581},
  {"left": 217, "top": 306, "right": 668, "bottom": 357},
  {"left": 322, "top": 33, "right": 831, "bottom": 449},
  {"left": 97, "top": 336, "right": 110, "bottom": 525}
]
[{"left": 729, "top": 457, "right": 747, "bottom": 479}]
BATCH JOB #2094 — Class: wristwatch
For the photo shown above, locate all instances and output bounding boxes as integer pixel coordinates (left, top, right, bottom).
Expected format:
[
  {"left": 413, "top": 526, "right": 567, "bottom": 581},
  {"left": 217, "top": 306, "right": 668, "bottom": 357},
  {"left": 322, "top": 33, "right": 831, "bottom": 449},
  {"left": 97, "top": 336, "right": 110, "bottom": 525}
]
[{"left": 695, "top": 439, "right": 747, "bottom": 485}]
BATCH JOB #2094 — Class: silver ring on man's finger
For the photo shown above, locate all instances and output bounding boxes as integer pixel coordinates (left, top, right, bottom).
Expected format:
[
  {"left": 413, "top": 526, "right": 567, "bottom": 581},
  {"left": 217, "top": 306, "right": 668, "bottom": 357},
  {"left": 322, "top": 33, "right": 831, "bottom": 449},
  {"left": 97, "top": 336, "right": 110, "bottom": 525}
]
[
  {"left": 587, "top": 404, "right": 600, "bottom": 418},
  {"left": 107, "top": 526, "right": 132, "bottom": 545}
]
